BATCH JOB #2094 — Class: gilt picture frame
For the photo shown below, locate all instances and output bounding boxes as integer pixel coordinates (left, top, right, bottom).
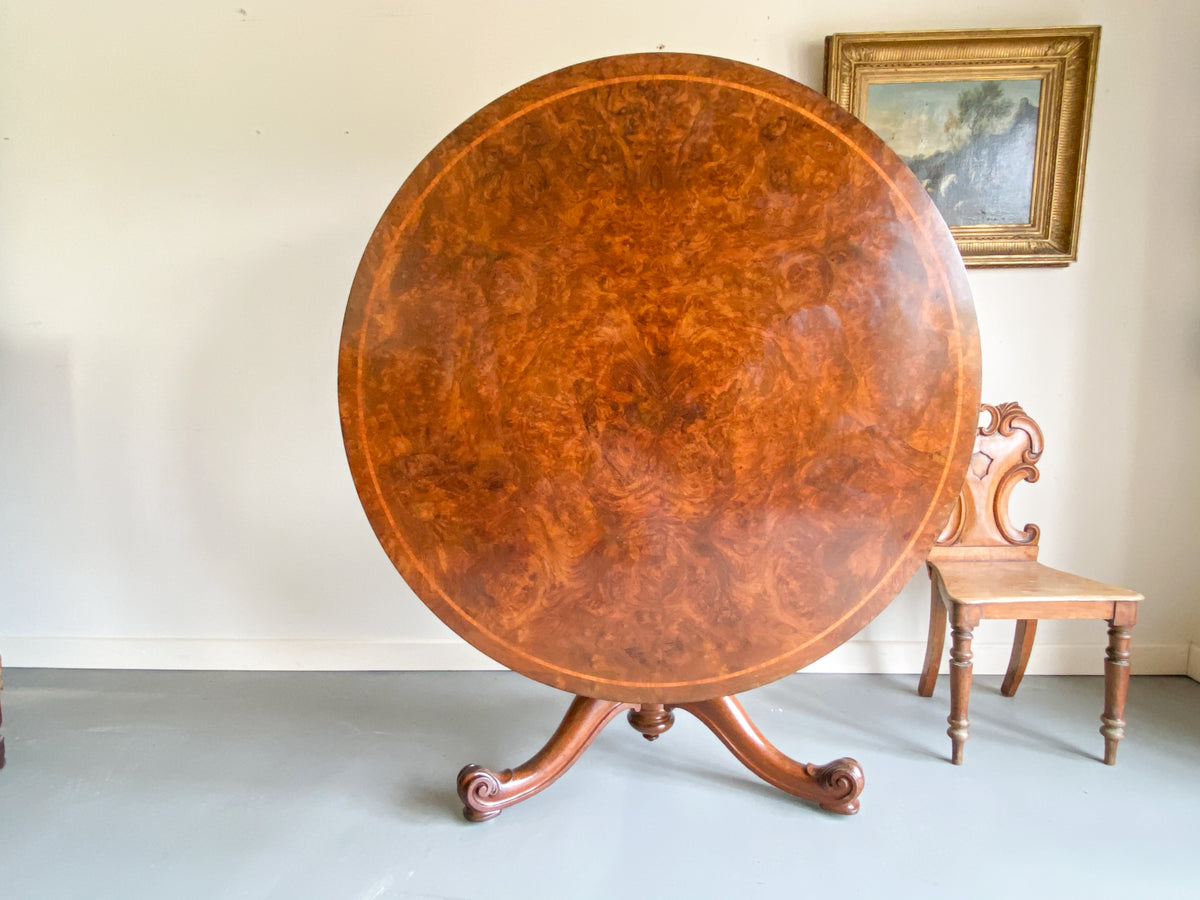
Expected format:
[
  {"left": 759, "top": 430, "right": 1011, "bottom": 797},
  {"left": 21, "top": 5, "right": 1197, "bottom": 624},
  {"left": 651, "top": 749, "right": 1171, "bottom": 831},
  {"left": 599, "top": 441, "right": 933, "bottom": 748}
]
[{"left": 825, "top": 27, "right": 1100, "bottom": 267}]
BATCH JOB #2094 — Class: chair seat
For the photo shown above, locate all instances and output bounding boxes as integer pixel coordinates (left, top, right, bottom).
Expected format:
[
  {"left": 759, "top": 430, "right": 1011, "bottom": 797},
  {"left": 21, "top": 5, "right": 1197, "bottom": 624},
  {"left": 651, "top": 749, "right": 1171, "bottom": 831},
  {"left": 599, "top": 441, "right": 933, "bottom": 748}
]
[{"left": 932, "top": 560, "right": 1144, "bottom": 607}]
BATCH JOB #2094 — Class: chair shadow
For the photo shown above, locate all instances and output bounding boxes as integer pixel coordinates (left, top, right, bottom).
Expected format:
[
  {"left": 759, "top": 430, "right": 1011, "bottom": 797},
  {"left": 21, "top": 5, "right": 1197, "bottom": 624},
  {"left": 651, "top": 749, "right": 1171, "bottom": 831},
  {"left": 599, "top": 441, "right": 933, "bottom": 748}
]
[
  {"left": 757, "top": 675, "right": 947, "bottom": 762},
  {"left": 896, "top": 672, "right": 1101, "bottom": 763},
  {"left": 972, "top": 705, "right": 1099, "bottom": 762}
]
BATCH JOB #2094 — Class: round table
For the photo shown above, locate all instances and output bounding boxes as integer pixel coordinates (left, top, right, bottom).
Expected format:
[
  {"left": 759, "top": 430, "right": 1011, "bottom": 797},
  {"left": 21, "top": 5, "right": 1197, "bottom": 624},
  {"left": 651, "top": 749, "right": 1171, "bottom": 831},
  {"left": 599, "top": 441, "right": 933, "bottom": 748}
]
[{"left": 338, "top": 53, "right": 980, "bottom": 819}]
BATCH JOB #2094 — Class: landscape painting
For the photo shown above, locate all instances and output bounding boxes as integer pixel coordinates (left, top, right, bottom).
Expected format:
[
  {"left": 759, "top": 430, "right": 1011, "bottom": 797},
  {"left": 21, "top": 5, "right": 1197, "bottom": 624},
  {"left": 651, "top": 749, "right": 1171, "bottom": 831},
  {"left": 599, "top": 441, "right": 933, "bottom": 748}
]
[{"left": 865, "top": 79, "right": 1042, "bottom": 228}]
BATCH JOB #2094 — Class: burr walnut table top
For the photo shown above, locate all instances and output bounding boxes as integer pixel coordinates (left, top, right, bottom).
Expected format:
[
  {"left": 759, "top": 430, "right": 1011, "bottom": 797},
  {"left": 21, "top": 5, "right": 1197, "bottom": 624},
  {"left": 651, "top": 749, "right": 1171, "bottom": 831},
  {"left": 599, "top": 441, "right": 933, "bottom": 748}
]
[{"left": 339, "top": 53, "right": 981, "bottom": 703}]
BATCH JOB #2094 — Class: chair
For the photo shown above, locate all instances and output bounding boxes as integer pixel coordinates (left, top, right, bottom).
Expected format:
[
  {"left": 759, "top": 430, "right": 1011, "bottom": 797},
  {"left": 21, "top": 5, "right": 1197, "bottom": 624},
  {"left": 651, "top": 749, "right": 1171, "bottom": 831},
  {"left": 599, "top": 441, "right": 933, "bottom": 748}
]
[{"left": 918, "top": 402, "right": 1142, "bottom": 765}]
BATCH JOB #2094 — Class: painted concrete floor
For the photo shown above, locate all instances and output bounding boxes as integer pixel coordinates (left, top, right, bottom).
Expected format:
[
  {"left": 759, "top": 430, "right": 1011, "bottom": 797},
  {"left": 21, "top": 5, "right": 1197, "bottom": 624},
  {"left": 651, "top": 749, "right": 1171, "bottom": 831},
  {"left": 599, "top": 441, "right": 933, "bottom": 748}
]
[{"left": 0, "top": 670, "right": 1197, "bottom": 899}]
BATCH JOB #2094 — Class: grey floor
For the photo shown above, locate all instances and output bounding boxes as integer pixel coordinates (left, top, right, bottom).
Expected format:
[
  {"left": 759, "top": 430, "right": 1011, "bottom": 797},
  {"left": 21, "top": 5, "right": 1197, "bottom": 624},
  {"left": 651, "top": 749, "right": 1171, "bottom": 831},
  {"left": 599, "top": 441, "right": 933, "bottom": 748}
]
[{"left": 0, "top": 670, "right": 1197, "bottom": 899}]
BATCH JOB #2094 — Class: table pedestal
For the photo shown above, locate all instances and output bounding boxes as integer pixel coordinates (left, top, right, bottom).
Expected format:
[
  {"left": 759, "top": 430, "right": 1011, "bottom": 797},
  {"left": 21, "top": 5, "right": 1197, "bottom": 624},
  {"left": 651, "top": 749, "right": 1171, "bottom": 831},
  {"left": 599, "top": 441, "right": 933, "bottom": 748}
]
[{"left": 457, "top": 694, "right": 864, "bottom": 821}]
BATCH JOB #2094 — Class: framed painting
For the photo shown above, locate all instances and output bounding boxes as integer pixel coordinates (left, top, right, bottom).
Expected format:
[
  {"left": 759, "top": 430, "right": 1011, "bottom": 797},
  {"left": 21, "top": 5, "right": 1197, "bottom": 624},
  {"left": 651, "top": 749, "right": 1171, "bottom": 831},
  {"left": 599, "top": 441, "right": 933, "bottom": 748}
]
[{"left": 825, "top": 27, "right": 1100, "bottom": 267}]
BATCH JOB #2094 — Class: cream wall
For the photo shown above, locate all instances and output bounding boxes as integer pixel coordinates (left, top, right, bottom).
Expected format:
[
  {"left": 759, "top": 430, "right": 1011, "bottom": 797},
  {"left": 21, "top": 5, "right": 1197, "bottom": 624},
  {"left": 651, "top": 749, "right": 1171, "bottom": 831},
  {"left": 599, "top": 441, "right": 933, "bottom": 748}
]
[{"left": 2, "top": 0, "right": 1197, "bottom": 675}]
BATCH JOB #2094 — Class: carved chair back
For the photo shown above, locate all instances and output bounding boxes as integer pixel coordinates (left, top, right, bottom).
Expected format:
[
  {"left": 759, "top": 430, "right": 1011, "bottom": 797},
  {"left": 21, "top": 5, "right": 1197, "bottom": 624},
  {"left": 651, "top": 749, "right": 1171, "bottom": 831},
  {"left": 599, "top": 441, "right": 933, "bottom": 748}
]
[{"left": 929, "top": 402, "right": 1044, "bottom": 562}]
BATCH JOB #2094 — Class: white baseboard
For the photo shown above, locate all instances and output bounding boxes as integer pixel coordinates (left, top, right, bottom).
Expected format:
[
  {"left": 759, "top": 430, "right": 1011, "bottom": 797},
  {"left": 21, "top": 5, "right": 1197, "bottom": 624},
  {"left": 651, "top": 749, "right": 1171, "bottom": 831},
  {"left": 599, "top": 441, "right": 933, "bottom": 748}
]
[
  {"left": 804, "top": 640, "right": 1188, "bottom": 675},
  {"left": 0, "top": 636, "right": 505, "bottom": 672},
  {"left": 0, "top": 636, "right": 1191, "bottom": 676}
]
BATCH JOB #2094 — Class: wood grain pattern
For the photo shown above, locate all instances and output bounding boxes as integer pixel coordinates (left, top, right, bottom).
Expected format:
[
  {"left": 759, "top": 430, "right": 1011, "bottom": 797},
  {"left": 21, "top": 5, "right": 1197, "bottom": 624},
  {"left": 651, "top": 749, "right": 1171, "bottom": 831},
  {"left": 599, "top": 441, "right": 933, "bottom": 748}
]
[{"left": 339, "top": 53, "right": 981, "bottom": 702}]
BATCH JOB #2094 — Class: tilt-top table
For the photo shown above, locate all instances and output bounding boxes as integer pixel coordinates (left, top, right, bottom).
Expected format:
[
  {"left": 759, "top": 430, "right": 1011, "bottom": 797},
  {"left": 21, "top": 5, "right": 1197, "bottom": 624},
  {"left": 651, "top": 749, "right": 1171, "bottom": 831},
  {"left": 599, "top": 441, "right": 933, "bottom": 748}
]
[{"left": 338, "top": 53, "right": 981, "bottom": 820}]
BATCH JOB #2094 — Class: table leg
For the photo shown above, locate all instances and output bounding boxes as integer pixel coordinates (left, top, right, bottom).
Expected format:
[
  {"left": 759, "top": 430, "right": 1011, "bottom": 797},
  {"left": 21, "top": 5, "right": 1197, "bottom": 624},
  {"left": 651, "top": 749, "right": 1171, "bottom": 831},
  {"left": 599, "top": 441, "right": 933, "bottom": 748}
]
[
  {"left": 457, "top": 695, "right": 634, "bottom": 821},
  {"left": 676, "top": 695, "right": 864, "bottom": 814},
  {"left": 458, "top": 693, "right": 866, "bottom": 820}
]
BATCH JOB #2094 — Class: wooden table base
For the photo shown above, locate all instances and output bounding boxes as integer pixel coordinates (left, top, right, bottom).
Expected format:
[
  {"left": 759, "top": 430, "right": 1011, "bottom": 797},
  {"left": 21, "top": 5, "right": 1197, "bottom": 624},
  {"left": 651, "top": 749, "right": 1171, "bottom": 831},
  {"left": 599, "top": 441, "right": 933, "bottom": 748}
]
[{"left": 457, "top": 695, "right": 864, "bottom": 821}]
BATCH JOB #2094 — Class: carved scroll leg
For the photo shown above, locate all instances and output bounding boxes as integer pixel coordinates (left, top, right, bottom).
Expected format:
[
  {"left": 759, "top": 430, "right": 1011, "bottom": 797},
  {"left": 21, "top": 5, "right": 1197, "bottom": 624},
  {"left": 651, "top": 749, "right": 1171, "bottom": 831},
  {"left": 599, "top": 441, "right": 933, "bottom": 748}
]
[
  {"left": 947, "top": 610, "right": 978, "bottom": 765},
  {"left": 1101, "top": 622, "right": 1132, "bottom": 765},
  {"left": 676, "top": 696, "right": 864, "bottom": 815},
  {"left": 1000, "top": 619, "right": 1037, "bottom": 698},
  {"left": 918, "top": 574, "right": 947, "bottom": 697},
  {"left": 458, "top": 696, "right": 634, "bottom": 822}
]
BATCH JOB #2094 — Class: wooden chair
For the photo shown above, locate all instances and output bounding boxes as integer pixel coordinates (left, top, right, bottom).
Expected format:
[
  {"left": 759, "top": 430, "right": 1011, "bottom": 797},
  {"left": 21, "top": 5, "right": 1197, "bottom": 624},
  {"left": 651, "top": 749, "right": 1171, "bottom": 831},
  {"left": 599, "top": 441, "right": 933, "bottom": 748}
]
[{"left": 918, "top": 402, "right": 1142, "bottom": 765}]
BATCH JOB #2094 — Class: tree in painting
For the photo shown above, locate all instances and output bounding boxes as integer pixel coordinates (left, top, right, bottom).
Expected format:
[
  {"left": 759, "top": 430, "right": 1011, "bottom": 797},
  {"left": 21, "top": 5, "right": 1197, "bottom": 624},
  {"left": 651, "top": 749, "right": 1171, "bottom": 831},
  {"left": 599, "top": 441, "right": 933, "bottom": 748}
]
[{"left": 866, "top": 79, "right": 1041, "bottom": 227}]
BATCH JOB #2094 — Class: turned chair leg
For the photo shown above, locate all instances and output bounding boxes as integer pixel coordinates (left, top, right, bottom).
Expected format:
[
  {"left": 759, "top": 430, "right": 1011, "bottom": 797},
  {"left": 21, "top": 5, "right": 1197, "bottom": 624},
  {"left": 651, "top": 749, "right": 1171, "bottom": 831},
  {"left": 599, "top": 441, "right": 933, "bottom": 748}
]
[
  {"left": 947, "top": 614, "right": 977, "bottom": 765},
  {"left": 1101, "top": 623, "right": 1132, "bottom": 765},
  {"left": 918, "top": 579, "right": 947, "bottom": 698},
  {"left": 1000, "top": 619, "right": 1037, "bottom": 697}
]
